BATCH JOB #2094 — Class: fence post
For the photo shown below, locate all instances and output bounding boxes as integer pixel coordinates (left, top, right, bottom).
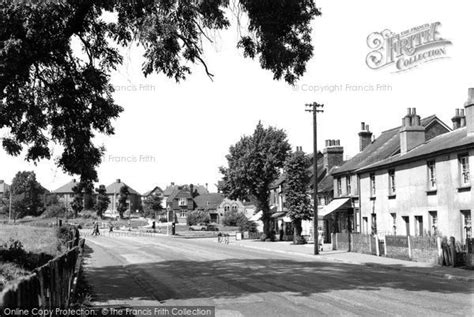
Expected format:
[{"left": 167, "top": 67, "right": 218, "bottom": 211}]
[
  {"left": 436, "top": 236, "right": 442, "bottom": 265},
  {"left": 407, "top": 236, "right": 412, "bottom": 259},
  {"left": 375, "top": 236, "right": 380, "bottom": 256},
  {"left": 383, "top": 235, "right": 387, "bottom": 256},
  {"left": 449, "top": 236, "right": 456, "bottom": 267}
]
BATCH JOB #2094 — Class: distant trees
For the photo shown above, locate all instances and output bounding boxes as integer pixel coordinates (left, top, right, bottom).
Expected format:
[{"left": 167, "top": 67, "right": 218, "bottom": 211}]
[
  {"left": 10, "top": 171, "right": 45, "bottom": 219},
  {"left": 95, "top": 185, "right": 110, "bottom": 219},
  {"left": 117, "top": 185, "right": 130, "bottom": 219},
  {"left": 70, "top": 183, "right": 84, "bottom": 218},
  {"left": 220, "top": 122, "right": 291, "bottom": 238},
  {"left": 284, "top": 150, "right": 312, "bottom": 244},
  {"left": 143, "top": 194, "right": 163, "bottom": 219}
]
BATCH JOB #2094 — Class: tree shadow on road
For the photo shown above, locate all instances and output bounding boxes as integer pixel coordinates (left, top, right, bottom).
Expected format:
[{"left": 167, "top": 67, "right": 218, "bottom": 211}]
[{"left": 83, "top": 255, "right": 474, "bottom": 304}]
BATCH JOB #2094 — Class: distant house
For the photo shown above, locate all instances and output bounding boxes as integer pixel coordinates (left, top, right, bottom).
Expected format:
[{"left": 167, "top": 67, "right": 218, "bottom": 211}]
[
  {"left": 194, "top": 193, "right": 224, "bottom": 223},
  {"left": 217, "top": 198, "right": 245, "bottom": 223},
  {"left": 106, "top": 179, "right": 142, "bottom": 216},
  {"left": 166, "top": 187, "right": 193, "bottom": 224},
  {"left": 142, "top": 186, "right": 163, "bottom": 203},
  {"left": 52, "top": 179, "right": 79, "bottom": 209},
  {"left": 0, "top": 180, "right": 10, "bottom": 199}
]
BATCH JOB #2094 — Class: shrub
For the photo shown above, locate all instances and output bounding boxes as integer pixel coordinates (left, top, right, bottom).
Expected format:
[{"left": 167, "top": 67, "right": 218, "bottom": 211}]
[
  {"left": 186, "top": 210, "right": 210, "bottom": 226},
  {"left": 56, "top": 224, "right": 79, "bottom": 245},
  {"left": 223, "top": 211, "right": 257, "bottom": 232},
  {"left": 42, "top": 204, "right": 68, "bottom": 218}
]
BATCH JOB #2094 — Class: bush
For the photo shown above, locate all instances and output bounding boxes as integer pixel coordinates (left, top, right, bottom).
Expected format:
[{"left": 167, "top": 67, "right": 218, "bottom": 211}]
[
  {"left": 80, "top": 209, "right": 99, "bottom": 220},
  {"left": 223, "top": 211, "right": 257, "bottom": 232},
  {"left": 41, "top": 204, "right": 68, "bottom": 218},
  {"left": 56, "top": 224, "right": 79, "bottom": 245},
  {"left": 0, "top": 238, "right": 53, "bottom": 271},
  {"left": 186, "top": 210, "right": 210, "bottom": 226}
]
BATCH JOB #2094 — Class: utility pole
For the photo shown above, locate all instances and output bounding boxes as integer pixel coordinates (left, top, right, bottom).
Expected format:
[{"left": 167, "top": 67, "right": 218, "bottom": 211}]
[
  {"left": 306, "top": 102, "right": 324, "bottom": 255},
  {"left": 8, "top": 188, "right": 12, "bottom": 223}
]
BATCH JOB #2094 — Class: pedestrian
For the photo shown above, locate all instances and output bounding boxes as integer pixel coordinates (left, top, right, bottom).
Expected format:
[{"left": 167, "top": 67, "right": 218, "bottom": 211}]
[
  {"left": 95, "top": 221, "right": 100, "bottom": 236},
  {"left": 91, "top": 221, "right": 96, "bottom": 236},
  {"left": 279, "top": 223, "right": 284, "bottom": 241},
  {"left": 109, "top": 221, "right": 114, "bottom": 233}
]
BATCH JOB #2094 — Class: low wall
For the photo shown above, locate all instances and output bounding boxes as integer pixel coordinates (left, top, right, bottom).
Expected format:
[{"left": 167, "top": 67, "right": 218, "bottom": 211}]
[
  {"left": 351, "top": 234, "right": 372, "bottom": 254},
  {"left": 385, "top": 235, "right": 410, "bottom": 261},
  {"left": 410, "top": 236, "right": 438, "bottom": 264}
]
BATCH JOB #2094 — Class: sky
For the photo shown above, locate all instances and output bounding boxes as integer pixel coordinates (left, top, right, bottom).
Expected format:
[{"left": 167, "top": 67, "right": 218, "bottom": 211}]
[{"left": 1, "top": 0, "right": 474, "bottom": 194}]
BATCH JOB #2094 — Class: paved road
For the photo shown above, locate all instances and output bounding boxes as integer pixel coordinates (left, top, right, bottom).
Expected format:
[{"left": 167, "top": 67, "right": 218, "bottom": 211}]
[{"left": 84, "top": 234, "right": 473, "bottom": 317}]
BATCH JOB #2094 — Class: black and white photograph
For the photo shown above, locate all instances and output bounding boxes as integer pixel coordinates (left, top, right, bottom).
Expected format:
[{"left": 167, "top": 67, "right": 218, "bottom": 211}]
[{"left": 0, "top": 0, "right": 473, "bottom": 316}]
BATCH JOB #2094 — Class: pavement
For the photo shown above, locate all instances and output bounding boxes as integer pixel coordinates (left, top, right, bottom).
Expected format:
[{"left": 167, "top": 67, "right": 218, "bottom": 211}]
[
  {"left": 81, "top": 233, "right": 473, "bottom": 316},
  {"left": 230, "top": 239, "right": 474, "bottom": 282}
]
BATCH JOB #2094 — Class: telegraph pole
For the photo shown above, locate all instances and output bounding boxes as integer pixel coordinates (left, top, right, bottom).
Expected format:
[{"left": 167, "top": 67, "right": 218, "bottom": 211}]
[{"left": 306, "top": 102, "right": 324, "bottom": 255}]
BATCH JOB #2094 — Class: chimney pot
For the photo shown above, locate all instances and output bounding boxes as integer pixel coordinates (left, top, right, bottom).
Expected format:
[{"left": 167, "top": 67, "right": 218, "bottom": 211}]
[
  {"left": 411, "top": 108, "right": 417, "bottom": 115},
  {"left": 365, "top": 124, "right": 370, "bottom": 132},
  {"left": 455, "top": 108, "right": 460, "bottom": 117},
  {"left": 413, "top": 115, "right": 421, "bottom": 126},
  {"left": 407, "top": 108, "right": 412, "bottom": 116},
  {"left": 460, "top": 109, "right": 465, "bottom": 117},
  {"left": 336, "top": 140, "right": 340, "bottom": 146},
  {"left": 361, "top": 122, "right": 365, "bottom": 131},
  {"left": 404, "top": 116, "right": 411, "bottom": 127},
  {"left": 460, "top": 116, "right": 466, "bottom": 128},
  {"left": 116, "top": 179, "right": 121, "bottom": 183}
]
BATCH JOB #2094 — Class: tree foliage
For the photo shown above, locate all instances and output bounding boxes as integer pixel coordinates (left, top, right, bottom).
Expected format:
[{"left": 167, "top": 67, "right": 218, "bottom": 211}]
[
  {"left": 284, "top": 150, "right": 312, "bottom": 243},
  {"left": 143, "top": 194, "right": 163, "bottom": 218},
  {"left": 0, "top": 1, "right": 320, "bottom": 182},
  {"left": 219, "top": 122, "right": 291, "bottom": 236},
  {"left": 95, "top": 184, "right": 110, "bottom": 219},
  {"left": 70, "top": 183, "right": 84, "bottom": 218},
  {"left": 117, "top": 185, "right": 130, "bottom": 219},
  {"left": 186, "top": 210, "right": 210, "bottom": 226},
  {"left": 10, "top": 171, "right": 45, "bottom": 219}
]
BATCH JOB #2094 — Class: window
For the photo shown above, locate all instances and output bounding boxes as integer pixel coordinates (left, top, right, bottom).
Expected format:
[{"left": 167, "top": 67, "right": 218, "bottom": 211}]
[
  {"left": 231, "top": 205, "right": 238, "bottom": 212},
  {"left": 390, "top": 213, "right": 397, "bottom": 235},
  {"left": 371, "top": 213, "right": 377, "bottom": 235},
  {"left": 415, "top": 216, "right": 423, "bottom": 236},
  {"left": 459, "top": 155, "right": 470, "bottom": 186},
  {"left": 370, "top": 173, "right": 376, "bottom": 197},
  {"left": 337, "top": 177, "right": 342, "bottom": 196},
  {"left": 388, "top": 170, "right": 396, "bottom": 196},
  {"left": 319, "top": 196, "right": 326, "bottom": 206},
  {"left": 461, "top": 210, "right": 472, "bottom": 240},
  {"left": 178, "top": 198, "right": 187, "bottom": 206},
  {"left": 180, "top": 210, "right": 186, "bottom": 218},
  {"left": 427, "top": 161, "right": 436, "bottom": 189},
  {"left": 224, "top": 205, "right": 230, "bottom": 212},
  {"left": 402, "top": 216, "right": 410, "bottom": 236},
  {"left": 362, "top": 217, "right": 368, "bottom": 234},
  {"left": 429, "top": 211, "right": 438, "bottom": 235},
  {"left": 346, "top": 176, "right": 351, "bottom": 195}
]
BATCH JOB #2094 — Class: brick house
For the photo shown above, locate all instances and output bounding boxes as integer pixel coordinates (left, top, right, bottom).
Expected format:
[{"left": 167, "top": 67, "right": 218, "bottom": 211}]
[
  {"left": 106, "top": 179, "right": 142, "bottom": 216},
  {"left": 166, "top": 187, "right": 194, "bottom": 223}
]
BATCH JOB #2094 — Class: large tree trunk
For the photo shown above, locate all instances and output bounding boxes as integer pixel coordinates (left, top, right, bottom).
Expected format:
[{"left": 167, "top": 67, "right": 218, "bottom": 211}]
[{"left": 293, "top": 218, "right": 306, "bottom": 244}]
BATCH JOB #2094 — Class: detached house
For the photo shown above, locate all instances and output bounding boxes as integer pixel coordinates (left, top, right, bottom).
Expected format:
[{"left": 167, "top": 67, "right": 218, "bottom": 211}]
[
  {"left": 0, "top": 180, "right": 10, "bottom": 199},
  {"left": 166, "top": 186, "right": 194, "bottom": 223},
  {"left": 331, "top": 112, "right": 450, "bottom": 235},
  {"left": 106, "top": 179, "right": 142, "bottom": 216},
  {"left": 356, "top": 89, "right": 474, "bottom": 241},
  {"left": 52, "top": 179, "right": 79, "bottom": 209},
  {"left": 194, "top": 193, "right": 225, "bottom": 223}
]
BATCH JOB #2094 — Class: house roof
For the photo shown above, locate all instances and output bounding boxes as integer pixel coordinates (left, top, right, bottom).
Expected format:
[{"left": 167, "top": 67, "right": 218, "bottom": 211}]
[
  {"left": 194, "top": 193, "right": 224, "bottom": 210},
  {"left": 106, "top": 181, "right": 140, "bottom": 195},
  {"left": 163, "top": 184, "right": 178, "bottom": 196},
  {"left": 143, "top": 186, "right": 163, "bottom": 197},
  {"left": 318, "top": 167, "right": 338, "bottom": 193},
  {"left": 358, "top": 127, "right": 474, "bottom": 173},
  {"left": 167, "top": 188, "right": 192, "bottom": 201},
  {"left": 333, "top": 115, "right": 445, "bottom": 175},
  {"left": 52, "top": 179, "right": 79, "bottom": 194}
]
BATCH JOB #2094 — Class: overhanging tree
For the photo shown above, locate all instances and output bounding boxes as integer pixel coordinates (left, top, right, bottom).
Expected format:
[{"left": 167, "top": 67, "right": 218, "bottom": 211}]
[
  {"left": 219, "top": 122, "right": 291, "bottom": 238},
  {"left": 284, "top": 150, "right": 312, "bottom": 244},
  {"left": 0, "top": 1, "right": 320, "bottom": 182}
]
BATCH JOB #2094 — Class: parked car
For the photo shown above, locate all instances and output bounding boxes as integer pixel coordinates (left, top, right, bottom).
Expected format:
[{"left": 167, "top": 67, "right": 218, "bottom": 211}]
[
  {"left": 189, "top": 224, "right": 207, "bottom": 231},
  {"left": 206, "top": 224, "right": 219, "bottom": 231}
]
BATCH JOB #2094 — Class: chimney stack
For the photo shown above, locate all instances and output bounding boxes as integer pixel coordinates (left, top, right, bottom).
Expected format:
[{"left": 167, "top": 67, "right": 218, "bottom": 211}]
[
  {"left": 358, "top": 122, "right": 373, "bottom": 152},
  {"left": 465, "top": 88, "right": 474, "bottom": 135},
  {"left": 451, "top": 108, "right": 466, "bottom": 130},
  {"left": 323, "top": 139, "right": 344, "bottom": 171},
  {"left": 116, "top": 179, "right": 121, "bottom": 183},
  {"left": 400, "top": 107, "right": 425, "bottom": 155}
]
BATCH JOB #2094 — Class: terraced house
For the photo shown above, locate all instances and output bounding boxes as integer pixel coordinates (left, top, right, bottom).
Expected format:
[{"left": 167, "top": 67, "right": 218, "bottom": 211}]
[
  {"left": 357, "top": 89, "right": 474, "bottom": 241},
  {"left": 332, "top": 107, "right": 451, "bottom": 235}
]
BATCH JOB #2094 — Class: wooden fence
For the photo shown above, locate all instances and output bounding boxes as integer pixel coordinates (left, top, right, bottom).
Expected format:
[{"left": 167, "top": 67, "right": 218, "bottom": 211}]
[{"left": 0, "top": 238, "right": 85, "bottom": 308}]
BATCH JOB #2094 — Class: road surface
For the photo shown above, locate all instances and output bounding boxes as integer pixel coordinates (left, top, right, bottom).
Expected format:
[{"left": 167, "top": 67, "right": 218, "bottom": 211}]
[{"left": 84, "top": 234, "right": 473, "bottom": 317}]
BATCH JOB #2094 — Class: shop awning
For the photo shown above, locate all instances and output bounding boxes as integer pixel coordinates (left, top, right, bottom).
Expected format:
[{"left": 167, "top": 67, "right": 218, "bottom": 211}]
[{"left": 319, "top": 198, "right": 351, "bottom": 218}]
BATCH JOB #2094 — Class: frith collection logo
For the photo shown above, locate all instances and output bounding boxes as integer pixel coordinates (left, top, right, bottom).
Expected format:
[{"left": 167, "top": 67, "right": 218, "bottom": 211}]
[{"left": 366, "top": 22, "right": 452, "bottom": 72}]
